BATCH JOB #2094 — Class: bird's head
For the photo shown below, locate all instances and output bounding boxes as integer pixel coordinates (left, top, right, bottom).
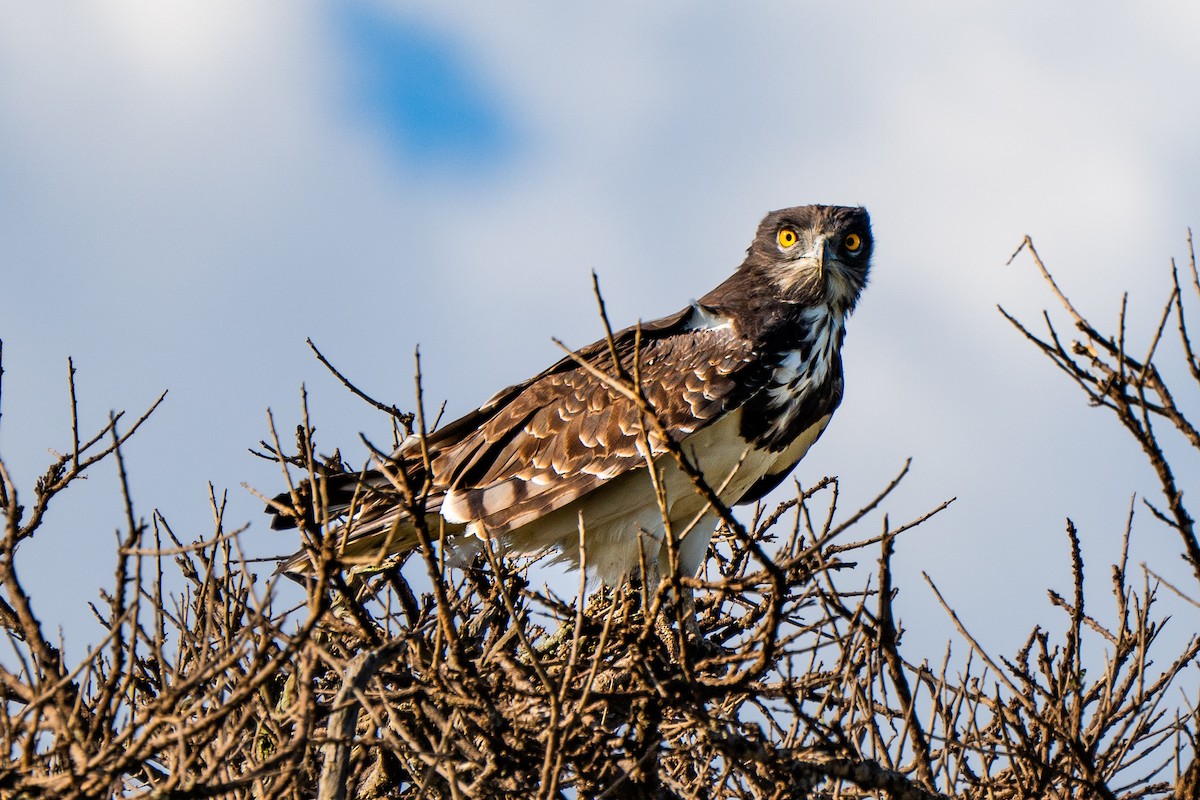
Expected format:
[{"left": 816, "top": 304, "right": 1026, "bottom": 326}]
[{"left": 746, "top": 205, "right": 873, "bottom": 312}]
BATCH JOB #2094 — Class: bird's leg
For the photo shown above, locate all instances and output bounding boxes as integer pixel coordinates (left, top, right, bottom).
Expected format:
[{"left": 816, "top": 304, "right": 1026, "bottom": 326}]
[
  {"left": 653, "top": 613, "right": 682, "bottom": 662},
  {"left": 649, "top": 576, "right": 695, "bottom": 662},
  {"left": 656, "top": 591, "right": 712, "bottom": 664},
  {"left": 654, "top": 579, "right": 731, "bottom": 666},
  {"left": 679, "top": 584, "right": 702, "bottom": 644},
  {"left": 533, "top": 583, "right": 619, "bottom": 659}
]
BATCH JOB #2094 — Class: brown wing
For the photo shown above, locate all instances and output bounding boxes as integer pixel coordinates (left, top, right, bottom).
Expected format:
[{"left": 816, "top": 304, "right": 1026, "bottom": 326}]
[
  {"left": 268, "top": 306, "right": 761, "bottom": 564},
  {"left": 433, "top": 320, "right": 759, "bottom": 536}
]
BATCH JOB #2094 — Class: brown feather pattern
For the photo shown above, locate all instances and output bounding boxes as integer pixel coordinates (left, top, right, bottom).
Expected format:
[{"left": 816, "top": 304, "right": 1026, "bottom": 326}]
[
  {"left": 437, "top": 327, "right": 756, "bottom": 535},
  {"left": 270, "top": 204, "right": 873, "bottom": 580}
]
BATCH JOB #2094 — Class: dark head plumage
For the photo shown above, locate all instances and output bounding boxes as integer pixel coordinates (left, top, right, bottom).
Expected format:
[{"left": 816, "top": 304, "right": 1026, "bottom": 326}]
[
  {"left": 699, "top": 205, "right": 872, "bottom": 342},
  {"left": 746, "top": 205, "right": 872, "bottom": 307}
]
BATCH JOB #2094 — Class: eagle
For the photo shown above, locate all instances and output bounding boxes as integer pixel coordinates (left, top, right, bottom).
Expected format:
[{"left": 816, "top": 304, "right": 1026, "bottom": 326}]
[{"left": 270, "top": 204, "right": 873, "bottom": 591}]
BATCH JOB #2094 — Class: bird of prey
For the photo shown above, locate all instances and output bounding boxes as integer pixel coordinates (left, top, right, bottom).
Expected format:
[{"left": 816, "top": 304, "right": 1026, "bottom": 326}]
[{"left": 270, "top": 204, "right": 873, "bottom": 590}]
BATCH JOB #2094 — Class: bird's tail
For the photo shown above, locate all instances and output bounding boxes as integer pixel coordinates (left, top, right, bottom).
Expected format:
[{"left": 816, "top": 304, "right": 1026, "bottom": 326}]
[{"left": 269, "top": 469, "right": 461, "bottom": 576}]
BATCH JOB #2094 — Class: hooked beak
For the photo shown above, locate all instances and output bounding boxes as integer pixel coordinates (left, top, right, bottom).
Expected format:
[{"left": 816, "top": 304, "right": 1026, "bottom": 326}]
[{"left": 798, "top": 235, "right": 832, "bottom": 278}]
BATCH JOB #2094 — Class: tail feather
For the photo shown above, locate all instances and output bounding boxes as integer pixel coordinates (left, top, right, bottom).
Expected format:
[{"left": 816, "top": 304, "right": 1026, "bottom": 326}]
[
  {"left": 266, "top": 470, "right": 384, "bottom": 530},
  {"left": 270, "top": 467, "right": 460, "bottom": 576}
]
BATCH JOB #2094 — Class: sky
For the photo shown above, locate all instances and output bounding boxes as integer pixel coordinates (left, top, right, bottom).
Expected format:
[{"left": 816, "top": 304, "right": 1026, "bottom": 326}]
[{"left": 0, "top": 2, "right": 1198, "bottom": 662}]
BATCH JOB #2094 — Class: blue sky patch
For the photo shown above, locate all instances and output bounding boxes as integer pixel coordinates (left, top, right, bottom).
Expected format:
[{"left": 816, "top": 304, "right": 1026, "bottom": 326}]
[{"left": 331, "top": 6, "right": 517, "bottom": 172}]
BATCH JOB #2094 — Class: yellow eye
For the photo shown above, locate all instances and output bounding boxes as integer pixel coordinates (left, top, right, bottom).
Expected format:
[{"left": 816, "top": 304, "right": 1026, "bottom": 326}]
[
  {"left": 844, "top": 233, "right": 863, "bottom": 252},
  {"left": 777, "top": 228, "right": 798, "bottom": 248}
]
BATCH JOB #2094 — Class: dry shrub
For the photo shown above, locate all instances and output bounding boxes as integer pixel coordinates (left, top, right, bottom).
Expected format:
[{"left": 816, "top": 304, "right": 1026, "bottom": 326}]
[{"left": 1, "top": 234, "right": 1198, "bottom": 798}]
